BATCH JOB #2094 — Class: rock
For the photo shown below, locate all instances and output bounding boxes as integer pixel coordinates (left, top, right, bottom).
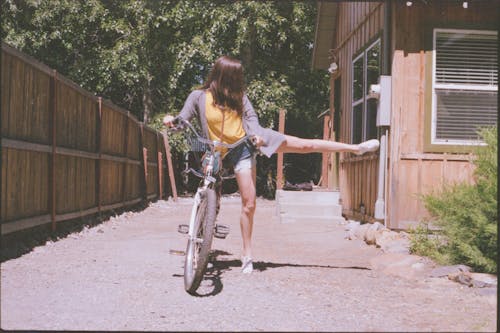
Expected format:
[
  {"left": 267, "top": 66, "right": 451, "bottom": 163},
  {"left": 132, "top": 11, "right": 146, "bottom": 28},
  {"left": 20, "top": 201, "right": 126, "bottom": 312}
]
[
  {"left": 399, "top": 231, "right": 410, "bottom": 239},
  {"left": 370, "top": 253, "right": 429, "bottom": 280},
  {"left": 344, "top": 221, "right": 361, "bottom": 240},
  {"left": 345, "top": 221, "right": 360, "bottom": 232},
  {"left": 371, "top": 222, "right": 385, "bottom": 231},
  {"left": 382, "top": 239, "right": 410, "bottom": 254},
  {"left": 354, "top": 223, "right": 371, "bottom": 240},
  {"left": 429, "top": 265, "right": 471, "bottom": 278},
  {"left": 448, "top": 271, "right": 473, "bottom": 287},
  {"left": 375, "top": 229, "right": 410, "bottom": 254},
  {"left": 364, "top": 228, "right": 377, "bottom": 245},
  {"left": 374, "top": 229, "right": 398, "bottom": 248},
  {"left": 470, "top": 273, "right": 497, "bottom": 288},
  {"left": 364, "top": 222, "right": 386, "bottom": 245}
]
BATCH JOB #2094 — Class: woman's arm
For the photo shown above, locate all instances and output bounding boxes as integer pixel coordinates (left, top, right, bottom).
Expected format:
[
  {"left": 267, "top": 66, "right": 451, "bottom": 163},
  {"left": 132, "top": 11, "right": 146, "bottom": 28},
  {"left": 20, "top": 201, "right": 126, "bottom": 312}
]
[{"left": 163, "top": 90, "right": 202, "bottom": 127}]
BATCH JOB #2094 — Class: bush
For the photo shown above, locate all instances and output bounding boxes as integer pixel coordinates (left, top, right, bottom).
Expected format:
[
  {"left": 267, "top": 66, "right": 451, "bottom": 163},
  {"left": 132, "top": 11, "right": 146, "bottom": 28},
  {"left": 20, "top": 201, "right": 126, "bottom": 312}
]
[{"left": 410, "top": 126, "right": 497, "bottom": 274}]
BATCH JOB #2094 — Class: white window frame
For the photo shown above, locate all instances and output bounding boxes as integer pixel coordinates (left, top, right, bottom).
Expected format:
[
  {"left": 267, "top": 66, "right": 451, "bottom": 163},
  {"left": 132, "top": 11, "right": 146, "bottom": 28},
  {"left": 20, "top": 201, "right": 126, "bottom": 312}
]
[
  {"left": 431, "top": 28, "right": 498, "bottom": 146},
  {"left": 351, "top": 38, "right": 381, "bottom": 144}
]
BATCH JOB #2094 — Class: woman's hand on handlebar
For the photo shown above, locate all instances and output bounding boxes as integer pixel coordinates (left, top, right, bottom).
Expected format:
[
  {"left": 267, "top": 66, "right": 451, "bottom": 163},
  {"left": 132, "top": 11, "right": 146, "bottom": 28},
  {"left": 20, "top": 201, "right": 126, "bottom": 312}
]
[
  {"left": 163, "top": 114, "right": 175, "bottom": 128},
  {"left": 251, "top": 135, "right": 264, "bottom": 148}
]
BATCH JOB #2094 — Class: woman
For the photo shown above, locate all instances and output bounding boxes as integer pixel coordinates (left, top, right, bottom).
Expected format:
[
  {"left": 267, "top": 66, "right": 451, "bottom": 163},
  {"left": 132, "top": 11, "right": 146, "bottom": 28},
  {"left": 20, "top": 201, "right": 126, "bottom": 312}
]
[{"left": 164, "top": 56, "right": 379, "bottom": 274}]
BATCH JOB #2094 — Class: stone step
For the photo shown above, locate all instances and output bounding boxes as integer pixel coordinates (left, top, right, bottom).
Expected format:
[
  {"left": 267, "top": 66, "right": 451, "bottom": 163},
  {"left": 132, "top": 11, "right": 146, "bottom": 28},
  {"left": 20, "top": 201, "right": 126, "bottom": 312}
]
[
  {"left": 279, "top": 214, "right": 346, "bottom": 224},
  {"left": 276, "top": 189, "right": 344, "bottom": 224},
  {"left": 276, "top": 189, "right": 340, "bottom": 204},
  {"left": 278, "top": 202, "right": 342, "bottom": 217}
]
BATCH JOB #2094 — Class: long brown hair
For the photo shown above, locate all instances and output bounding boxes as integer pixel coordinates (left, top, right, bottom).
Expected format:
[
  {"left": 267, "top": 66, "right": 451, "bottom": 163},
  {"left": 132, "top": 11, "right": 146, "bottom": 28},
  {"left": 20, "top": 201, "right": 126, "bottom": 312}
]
[{"left": 202, "top": 56, "right": 245, "bottom": 114}]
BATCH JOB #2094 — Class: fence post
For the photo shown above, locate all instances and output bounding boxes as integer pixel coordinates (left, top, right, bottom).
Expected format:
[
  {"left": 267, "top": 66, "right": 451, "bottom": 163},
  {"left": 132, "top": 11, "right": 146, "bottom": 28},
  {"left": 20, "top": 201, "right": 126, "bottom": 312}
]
[
  {"left": 143, "top": 147, "right": 148, "bottom": 202},
  {"left": 155, "top": 133, "right": 162, "bottom": 200},
  {"left": 276, "top": 109, "right": 286, "bottom": 190},
  {"left": 162, "top": 132, "right": 177, "bottom": 201},
  {"left": 138, "top": 123, "right": 147, "bottom": 203},
  {"left": 96, "top": 97, "right": 102, "bottom": 216},
  {"left": 49, "top": 70, "right": 57, "bottom": 232},
  {"left": 121, "top": 113, "right": 130, "bottom": 204}
]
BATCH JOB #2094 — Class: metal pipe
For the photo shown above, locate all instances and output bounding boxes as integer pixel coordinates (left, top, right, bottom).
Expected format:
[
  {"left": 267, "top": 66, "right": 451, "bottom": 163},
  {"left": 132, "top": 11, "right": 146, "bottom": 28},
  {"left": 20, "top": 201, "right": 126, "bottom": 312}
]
[{"left": 374, "top": 132, "right": 387, "bottom": 222}]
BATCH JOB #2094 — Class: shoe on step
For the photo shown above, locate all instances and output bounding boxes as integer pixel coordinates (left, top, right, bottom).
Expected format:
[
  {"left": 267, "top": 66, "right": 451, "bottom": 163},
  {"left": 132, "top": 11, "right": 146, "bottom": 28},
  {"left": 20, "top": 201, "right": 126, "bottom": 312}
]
[
  {"left": 241, "top": 256, "right": 253, "bottom": 274},
  {"left": 356, "top": 139, "right": 380, "bottom": 155}
]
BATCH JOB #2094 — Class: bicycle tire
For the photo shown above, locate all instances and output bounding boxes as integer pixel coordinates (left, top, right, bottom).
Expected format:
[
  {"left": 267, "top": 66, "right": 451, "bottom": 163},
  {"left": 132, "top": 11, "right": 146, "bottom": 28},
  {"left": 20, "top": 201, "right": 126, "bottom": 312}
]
[{"left": 184, "top": 188, "right": 217, "bottom": 294}]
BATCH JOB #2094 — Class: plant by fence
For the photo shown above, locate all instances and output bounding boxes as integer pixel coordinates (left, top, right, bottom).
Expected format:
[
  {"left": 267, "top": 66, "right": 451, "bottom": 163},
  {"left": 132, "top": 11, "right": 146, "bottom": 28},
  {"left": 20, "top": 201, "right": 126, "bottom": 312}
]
[
  {"left": 410, "top": 126, "right": 498, "bottom": 274},
  {"left": 1, "top": 43, "right": 176, "bottom": 235}
]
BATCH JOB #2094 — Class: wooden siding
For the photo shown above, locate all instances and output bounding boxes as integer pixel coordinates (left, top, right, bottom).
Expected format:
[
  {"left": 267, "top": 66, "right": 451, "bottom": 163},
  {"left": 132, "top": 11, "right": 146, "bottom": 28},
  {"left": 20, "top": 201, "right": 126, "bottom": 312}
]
[
  {"left": 323, "top": 1, "right": 497, "bottom": 229},
  {"left": 386, "top": 1, "right": 497, "bottom": 229},
  {"left": 1, "top": 43, "right": 174, "bottom": 235}
]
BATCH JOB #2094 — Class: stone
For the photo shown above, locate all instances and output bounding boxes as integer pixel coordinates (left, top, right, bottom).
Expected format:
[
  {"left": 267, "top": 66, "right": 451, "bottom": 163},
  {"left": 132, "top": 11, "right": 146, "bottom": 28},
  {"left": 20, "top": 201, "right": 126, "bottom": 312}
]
[
  {"left": 382, "top": 239, "right": 410, "bottom": 254},
  {"left": 345, "top": 221, "right": 360, "bottom": 231},
  {"left": 354, "top": 223, "right": 371, "bottom": 240},
  {"left": 429, "top": 265, "right": 471, "bottom": 278},
  {"left": 364, "top": 222, "right": 386, "bottom": 245},
  {"left": 470, "top": 273, "right": 497, "bottom": 288},
  {"left": 371, "top": 222, "right": 385, "bottom": 231},
  {"left": 448, "top": 271, "right": 473, "bottom": 287},
  {"left": 375, "top": 230, "right": 399, "bottom": 248},
  {"left": 364, "top": 228, "right": 377, "bottom": 245}
]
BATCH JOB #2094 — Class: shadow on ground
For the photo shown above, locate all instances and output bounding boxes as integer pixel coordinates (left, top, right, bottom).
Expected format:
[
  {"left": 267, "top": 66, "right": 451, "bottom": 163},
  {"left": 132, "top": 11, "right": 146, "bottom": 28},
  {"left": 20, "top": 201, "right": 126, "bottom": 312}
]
[
  {"left": 1, "top": 204, "right": 148, "bottom": 262},
  {"left": 175, "top": 250, "right": 371, "bottom": 297}
]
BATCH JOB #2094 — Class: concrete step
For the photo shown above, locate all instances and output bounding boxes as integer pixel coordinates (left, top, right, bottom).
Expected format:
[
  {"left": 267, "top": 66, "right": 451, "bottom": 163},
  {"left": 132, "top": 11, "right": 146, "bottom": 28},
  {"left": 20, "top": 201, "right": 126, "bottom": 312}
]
[
  {"left": 276, "top": 189, "right": 344, "bottom": 224},
  {"left": 276, "top": 189, "right": 340, "bottom": 204},
  {"left": 279, "top": 214, "right": 346, "bottom": 224},
  {"left": 278, "top": 202, "right": 342, "bottom": 217}
]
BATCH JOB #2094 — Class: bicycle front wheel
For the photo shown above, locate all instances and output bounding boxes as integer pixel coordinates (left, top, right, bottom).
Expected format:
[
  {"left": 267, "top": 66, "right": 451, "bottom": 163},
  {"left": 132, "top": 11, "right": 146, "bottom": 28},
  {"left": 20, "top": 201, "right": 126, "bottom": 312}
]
[{"left": 184, "top": 188, "right": 217, "bottom": 294}]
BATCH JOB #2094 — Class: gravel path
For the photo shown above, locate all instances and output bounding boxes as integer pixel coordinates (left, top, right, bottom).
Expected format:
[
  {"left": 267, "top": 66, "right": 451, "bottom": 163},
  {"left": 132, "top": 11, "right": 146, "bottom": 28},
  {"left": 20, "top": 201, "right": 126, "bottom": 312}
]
[{"left": 1, "top": 197, "right": 497, "bottom": 332}]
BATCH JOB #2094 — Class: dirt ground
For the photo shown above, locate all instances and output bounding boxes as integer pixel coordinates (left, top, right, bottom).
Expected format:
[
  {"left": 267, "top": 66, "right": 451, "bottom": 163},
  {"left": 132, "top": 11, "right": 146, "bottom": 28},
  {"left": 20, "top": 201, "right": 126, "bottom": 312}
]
[{"left": 1, "top": 196, "right": 497, "bottom": 332}]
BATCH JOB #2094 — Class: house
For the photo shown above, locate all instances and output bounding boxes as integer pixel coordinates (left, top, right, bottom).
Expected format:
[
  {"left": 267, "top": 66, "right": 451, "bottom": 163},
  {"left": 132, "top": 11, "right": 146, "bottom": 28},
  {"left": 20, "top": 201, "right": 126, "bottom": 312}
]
[{"left": 312, "top": 1, "right": 498, "bottom": 230}]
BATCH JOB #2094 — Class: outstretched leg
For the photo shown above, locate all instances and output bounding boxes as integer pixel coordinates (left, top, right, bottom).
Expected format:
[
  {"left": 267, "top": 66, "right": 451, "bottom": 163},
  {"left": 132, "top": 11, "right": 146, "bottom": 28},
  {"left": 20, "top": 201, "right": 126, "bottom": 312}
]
[{"left": 276, "top": 135, "right": 379, "bottom": 155}]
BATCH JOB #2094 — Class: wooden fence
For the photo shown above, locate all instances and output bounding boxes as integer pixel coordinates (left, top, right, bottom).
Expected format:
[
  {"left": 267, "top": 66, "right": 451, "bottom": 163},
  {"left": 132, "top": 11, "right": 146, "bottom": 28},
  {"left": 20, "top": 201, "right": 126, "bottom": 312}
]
[
  {"left": 1, "top": 43, "right": 175, "bottom": 235},
  {"left": 339, "top": 154, "right": 379, "bottom": 222}
]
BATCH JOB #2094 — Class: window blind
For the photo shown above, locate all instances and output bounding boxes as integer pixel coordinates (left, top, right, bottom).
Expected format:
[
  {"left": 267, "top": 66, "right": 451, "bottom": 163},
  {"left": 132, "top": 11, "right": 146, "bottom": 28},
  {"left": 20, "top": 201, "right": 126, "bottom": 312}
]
[
  {"left": 435, "top": 31, "right": 497, "bottom": 86},
  {"left": 433, "top": 30, "right": 498, "bottom": 143}
]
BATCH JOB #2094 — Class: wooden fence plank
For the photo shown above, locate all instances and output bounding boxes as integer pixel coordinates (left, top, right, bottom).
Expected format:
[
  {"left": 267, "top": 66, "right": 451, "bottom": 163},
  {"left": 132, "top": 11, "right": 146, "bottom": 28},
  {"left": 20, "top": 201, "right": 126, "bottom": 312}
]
[
  {"left": 162, "top": 132, "right": 177, "bottom": 201},
  {"left": 1, "top": 44, "right": 175, "bottom": 235}
]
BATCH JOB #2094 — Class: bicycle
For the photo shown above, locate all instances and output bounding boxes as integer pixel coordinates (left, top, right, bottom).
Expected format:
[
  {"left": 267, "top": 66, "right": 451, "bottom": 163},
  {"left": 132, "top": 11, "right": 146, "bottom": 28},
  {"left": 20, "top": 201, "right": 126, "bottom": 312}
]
[{"left": 168, "top": 117, "right": 257, "bottom": 294}]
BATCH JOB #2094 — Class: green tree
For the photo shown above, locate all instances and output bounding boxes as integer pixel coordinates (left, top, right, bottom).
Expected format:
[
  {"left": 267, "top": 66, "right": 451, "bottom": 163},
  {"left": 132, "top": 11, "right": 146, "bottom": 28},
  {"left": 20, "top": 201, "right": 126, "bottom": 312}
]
[
  {"left": 2, "top": 0, "right": 329, "bottom": 187},
  {"left": 2, "top": 1, "right": 327, "bottom": 128}
]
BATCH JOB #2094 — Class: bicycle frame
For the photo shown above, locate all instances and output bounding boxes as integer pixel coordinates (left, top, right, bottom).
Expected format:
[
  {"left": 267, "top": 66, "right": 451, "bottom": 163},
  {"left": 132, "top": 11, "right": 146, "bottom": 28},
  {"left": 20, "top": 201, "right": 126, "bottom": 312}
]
[{"left": 169, "top": 117, "right": 251, "bottom": 250}]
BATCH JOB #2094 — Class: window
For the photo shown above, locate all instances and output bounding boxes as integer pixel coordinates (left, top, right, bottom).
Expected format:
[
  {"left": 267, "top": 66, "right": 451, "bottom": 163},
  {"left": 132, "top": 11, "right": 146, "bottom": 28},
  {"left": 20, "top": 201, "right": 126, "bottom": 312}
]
[
  {"left": 351, "top": 39, "right": 380, "bottom": 144},
  {"left": 431, "top": 29, "right": 497, "bottom": 145}
]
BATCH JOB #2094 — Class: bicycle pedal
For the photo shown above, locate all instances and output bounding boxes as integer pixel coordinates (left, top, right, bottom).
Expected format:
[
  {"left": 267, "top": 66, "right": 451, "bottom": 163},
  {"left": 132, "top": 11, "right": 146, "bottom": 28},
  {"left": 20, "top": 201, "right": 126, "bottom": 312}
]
[
  {"left": 214, "top": 224, "right": 230, "bottom": 239},
  {"left": 177, "top": 224, "right": 189, "bottom": 234}
]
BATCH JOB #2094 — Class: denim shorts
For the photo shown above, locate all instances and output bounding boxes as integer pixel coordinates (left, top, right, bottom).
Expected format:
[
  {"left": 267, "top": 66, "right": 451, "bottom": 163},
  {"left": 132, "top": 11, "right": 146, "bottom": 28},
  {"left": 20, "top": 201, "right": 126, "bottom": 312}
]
[
  {"left": 227, "top": 144, "right": 256, "bottom": 173},
  {"left": 234, "top": 155, "right": 256, "bottom": 173}
]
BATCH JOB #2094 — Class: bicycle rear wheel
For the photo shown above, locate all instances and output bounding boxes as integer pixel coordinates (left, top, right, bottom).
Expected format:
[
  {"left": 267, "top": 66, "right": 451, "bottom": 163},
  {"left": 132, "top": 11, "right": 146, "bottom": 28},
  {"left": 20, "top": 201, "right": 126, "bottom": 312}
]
[{"left": 184, "top": 188, "right": 217, "bottom": 294}]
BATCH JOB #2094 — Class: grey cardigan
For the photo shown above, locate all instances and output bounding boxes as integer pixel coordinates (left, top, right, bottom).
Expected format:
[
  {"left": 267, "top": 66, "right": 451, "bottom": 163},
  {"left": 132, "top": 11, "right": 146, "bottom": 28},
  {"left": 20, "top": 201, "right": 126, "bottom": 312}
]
[{"left": 177, "top": 89, "right": 285, "bottom": 157}]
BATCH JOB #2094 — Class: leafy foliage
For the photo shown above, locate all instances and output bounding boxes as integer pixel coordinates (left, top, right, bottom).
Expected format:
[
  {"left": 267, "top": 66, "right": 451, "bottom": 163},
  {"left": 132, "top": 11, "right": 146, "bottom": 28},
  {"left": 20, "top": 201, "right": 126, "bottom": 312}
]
[
  {"left": 2, "top": 1, "right": 328, "bottom": 130},
  {"left": 2, "top": 0, "right": 329, "bottom": 191},
  {"left": 410, "top": 127, "right": 498, "bottom": 273}
]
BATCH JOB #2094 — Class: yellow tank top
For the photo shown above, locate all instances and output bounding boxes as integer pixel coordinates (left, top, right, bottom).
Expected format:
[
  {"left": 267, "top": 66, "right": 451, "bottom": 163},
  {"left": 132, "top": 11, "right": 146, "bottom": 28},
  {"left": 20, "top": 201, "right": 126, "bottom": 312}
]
[{"left": 205, "top": 91, "right": 246, "bottom": 149}]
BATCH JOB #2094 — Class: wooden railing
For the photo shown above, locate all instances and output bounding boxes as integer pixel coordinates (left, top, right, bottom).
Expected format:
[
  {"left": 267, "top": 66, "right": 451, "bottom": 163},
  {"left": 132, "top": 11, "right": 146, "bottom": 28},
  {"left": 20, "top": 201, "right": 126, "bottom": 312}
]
[{"left": 1, "top": 43, "right": 176, "bottom": 235}]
